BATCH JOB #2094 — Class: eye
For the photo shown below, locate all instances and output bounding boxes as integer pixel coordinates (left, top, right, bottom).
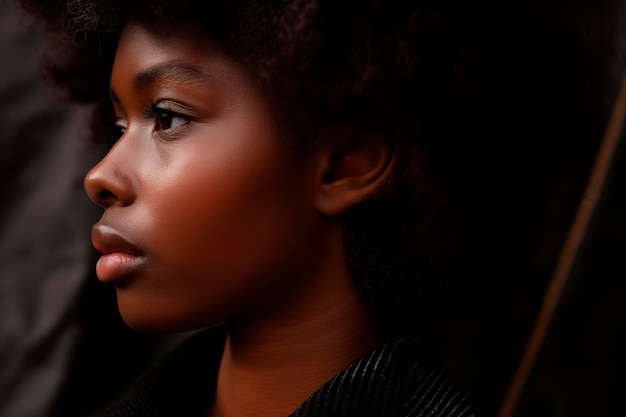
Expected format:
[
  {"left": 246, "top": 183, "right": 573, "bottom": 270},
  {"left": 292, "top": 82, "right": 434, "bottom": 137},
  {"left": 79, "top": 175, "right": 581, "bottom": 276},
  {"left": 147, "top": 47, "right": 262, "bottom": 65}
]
[
  {"left": 108, "top": 118, "right": 127, "bottom": 142},
  {"left": 115, "top": 123, "right": 127, "bottom": 138},
  {"left": 152, "top": 102, "right": 190, "bottom": 131},
  {"left": 155, "top": 110, "right": 188, "bottom": 130}
]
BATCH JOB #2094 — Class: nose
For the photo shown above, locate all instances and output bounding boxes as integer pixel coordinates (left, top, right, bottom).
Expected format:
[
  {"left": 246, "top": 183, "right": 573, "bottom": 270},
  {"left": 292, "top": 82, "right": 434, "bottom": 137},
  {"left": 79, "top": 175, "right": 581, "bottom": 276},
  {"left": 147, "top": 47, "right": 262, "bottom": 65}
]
[{"left": 84, "top": 143, "right": 136, "bottom": 208}]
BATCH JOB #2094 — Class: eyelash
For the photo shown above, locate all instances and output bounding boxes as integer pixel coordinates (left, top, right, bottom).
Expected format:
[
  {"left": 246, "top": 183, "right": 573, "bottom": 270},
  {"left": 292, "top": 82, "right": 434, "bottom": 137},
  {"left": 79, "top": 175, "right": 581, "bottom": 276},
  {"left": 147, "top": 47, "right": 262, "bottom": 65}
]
[{"left": 111, "top": 101, "right": 192, "bottom": 141}]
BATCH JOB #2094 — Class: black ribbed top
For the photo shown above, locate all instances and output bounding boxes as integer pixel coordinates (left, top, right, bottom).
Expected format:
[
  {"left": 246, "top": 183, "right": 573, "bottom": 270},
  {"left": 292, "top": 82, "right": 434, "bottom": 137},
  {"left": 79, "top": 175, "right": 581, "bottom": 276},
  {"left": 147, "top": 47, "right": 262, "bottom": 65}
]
[{"left": 91, "top": 327, "right": 476, "bottom": 417}]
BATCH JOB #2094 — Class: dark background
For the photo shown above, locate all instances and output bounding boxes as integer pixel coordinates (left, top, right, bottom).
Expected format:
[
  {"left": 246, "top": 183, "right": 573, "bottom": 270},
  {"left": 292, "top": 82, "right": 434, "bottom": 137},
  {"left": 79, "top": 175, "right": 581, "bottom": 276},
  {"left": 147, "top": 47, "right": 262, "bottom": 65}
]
[
  {"left": 432, "top": 1, "right": 626, "bottom": 415},
  {"left": 0, "top": 0, "right": 624, "bottom": 416}
]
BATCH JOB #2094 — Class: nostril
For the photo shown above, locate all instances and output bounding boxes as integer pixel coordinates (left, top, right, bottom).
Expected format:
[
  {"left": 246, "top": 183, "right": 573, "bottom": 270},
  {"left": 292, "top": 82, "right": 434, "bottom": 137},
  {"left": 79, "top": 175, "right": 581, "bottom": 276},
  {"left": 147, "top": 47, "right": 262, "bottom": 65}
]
[{"left": 97, "top": 189, "right": 118, "bottom": 205}]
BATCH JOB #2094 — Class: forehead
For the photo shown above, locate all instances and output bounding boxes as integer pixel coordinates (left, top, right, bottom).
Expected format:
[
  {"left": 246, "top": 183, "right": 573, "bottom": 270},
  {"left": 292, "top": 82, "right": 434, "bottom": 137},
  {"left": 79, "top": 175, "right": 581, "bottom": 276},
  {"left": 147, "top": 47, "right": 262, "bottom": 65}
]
[
  {"left": 116, "top": 21, "right": 217, "bottom": 67},
  {"left": 111, "top": 21, "right": 255, "bottom": 101}
]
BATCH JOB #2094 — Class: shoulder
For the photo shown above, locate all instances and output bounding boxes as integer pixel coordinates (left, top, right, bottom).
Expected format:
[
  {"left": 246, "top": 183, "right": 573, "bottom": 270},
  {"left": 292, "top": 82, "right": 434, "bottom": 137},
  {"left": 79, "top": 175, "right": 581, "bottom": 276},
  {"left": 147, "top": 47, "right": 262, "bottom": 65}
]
[
  {"left": 293, "top": 335, "right": 477, "bottom": 417},
  {"left": 397, "top": 337, "right": 476, "bottom": 417}
]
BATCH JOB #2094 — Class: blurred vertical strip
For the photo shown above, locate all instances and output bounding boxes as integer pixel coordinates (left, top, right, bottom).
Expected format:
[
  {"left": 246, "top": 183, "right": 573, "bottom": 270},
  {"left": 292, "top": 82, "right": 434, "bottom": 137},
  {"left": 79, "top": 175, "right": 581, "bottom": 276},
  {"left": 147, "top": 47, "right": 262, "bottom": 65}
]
[
  {"left": 0, "top": 1, "right": 100, "bottom": 416},
  {"left": 0, "top": 2, "right": 175, "bottom": 416}
]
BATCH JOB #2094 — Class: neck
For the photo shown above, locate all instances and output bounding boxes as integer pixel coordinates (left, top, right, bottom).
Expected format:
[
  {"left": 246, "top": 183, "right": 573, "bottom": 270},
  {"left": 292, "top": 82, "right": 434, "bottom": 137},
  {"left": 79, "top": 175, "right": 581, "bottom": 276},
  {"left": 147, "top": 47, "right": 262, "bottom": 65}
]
[{"left": 209, "top": 264, "right": 383, "bottom": 417}]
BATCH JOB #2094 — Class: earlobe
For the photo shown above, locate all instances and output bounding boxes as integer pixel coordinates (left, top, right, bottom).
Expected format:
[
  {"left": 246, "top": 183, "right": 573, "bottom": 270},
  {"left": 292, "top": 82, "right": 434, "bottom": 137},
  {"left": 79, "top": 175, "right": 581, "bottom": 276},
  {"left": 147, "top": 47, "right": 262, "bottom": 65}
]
[{"left": 315, "top": 128, "right": 396, "bottom": 216}]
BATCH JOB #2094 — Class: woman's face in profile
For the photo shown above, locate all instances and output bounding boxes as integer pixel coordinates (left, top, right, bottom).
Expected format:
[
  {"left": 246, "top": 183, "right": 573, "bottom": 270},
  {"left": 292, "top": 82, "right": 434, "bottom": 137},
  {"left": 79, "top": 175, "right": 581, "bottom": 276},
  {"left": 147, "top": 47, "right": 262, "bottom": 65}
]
[{"left": 84, "top": 21, "right": 328, "bottom": 333}]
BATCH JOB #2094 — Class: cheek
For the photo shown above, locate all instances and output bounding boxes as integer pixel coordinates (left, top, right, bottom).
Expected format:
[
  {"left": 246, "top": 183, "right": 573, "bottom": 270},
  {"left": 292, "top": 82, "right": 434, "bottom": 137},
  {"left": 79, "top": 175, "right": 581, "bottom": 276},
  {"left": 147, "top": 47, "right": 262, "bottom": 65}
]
[
  {"left": 152, "top": 137, "right": 309, "bottom": 263},
  {"left": 126, "top": 135, "right": 317, "bottom": 329}
]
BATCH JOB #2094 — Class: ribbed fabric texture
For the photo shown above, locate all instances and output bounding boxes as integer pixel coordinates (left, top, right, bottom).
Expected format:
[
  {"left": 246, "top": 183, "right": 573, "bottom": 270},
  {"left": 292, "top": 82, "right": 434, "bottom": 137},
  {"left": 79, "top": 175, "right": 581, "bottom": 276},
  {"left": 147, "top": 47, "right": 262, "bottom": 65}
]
[
  {"left": 292, "top": 336, "right": 475, "bottom": 417},
  {"left": 90, "top": 327, "right": 476, "bottom": 417}
]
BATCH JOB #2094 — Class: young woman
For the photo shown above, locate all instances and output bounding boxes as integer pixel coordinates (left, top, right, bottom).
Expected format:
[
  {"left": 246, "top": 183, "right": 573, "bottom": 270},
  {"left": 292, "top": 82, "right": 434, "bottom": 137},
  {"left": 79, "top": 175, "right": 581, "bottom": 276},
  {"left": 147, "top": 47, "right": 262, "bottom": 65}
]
[{"left": 18, "top": 0, "right": 557, "bottom": 415}]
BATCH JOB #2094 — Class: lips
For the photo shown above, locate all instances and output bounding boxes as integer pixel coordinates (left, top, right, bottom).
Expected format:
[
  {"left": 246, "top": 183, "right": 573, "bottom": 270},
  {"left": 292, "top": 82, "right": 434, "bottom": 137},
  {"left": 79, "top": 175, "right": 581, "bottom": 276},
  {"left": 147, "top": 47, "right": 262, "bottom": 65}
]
[{"left": 92, "top": 223, "right": 146, "bottom": 283}]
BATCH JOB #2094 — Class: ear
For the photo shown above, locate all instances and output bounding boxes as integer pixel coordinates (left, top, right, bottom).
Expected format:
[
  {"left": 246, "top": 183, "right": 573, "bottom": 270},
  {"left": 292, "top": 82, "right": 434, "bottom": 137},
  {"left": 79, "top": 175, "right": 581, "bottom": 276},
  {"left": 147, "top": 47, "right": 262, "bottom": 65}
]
[{"left": 314, "top": 126, "right": 396, "bottom": 216}]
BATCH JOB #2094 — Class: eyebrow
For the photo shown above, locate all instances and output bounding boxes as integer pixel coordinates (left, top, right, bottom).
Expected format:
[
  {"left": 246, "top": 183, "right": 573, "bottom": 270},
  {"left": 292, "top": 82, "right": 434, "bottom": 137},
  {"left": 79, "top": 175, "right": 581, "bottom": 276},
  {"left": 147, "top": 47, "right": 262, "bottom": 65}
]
[{"left": 110, "top": 61, "right": 213, "bottom": 103}]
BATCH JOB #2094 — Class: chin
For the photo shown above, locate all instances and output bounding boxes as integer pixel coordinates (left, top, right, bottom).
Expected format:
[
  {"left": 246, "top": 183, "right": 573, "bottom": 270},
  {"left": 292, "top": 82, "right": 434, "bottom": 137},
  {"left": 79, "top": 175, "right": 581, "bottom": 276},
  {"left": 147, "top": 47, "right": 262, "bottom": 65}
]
[{"left": 117, "top": 304, "right": 215, "bottom": 334}]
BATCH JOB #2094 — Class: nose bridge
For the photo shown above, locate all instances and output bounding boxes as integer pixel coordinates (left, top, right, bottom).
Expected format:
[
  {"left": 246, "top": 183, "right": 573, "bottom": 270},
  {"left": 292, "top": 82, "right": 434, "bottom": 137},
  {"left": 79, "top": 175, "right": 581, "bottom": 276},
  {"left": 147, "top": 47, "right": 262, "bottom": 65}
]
[{"left": 84, "top": 136, "right": 137, "bottom": 207}]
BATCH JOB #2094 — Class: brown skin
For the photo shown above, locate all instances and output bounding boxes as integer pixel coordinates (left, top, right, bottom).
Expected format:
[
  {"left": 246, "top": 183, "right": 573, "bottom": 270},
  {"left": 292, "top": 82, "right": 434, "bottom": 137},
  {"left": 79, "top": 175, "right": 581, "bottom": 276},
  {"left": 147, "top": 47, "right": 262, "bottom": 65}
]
[{"left": 85, "top": 21, "right": 395, "bottom": 417}]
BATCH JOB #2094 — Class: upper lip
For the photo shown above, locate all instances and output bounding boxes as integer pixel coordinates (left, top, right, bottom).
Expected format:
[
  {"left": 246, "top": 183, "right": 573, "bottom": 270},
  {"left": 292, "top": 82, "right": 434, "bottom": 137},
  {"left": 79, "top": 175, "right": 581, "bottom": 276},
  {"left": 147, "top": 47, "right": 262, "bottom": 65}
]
[{"left": 92, "top": 223, "right": 144, "bottom": 256}]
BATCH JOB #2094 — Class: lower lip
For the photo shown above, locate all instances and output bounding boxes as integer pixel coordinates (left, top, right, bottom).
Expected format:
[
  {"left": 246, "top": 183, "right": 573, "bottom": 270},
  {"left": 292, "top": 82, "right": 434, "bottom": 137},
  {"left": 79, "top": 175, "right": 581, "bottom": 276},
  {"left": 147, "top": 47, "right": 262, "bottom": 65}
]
[{"left": 96, "top": 252, "right": 145, "bottom": 283}]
